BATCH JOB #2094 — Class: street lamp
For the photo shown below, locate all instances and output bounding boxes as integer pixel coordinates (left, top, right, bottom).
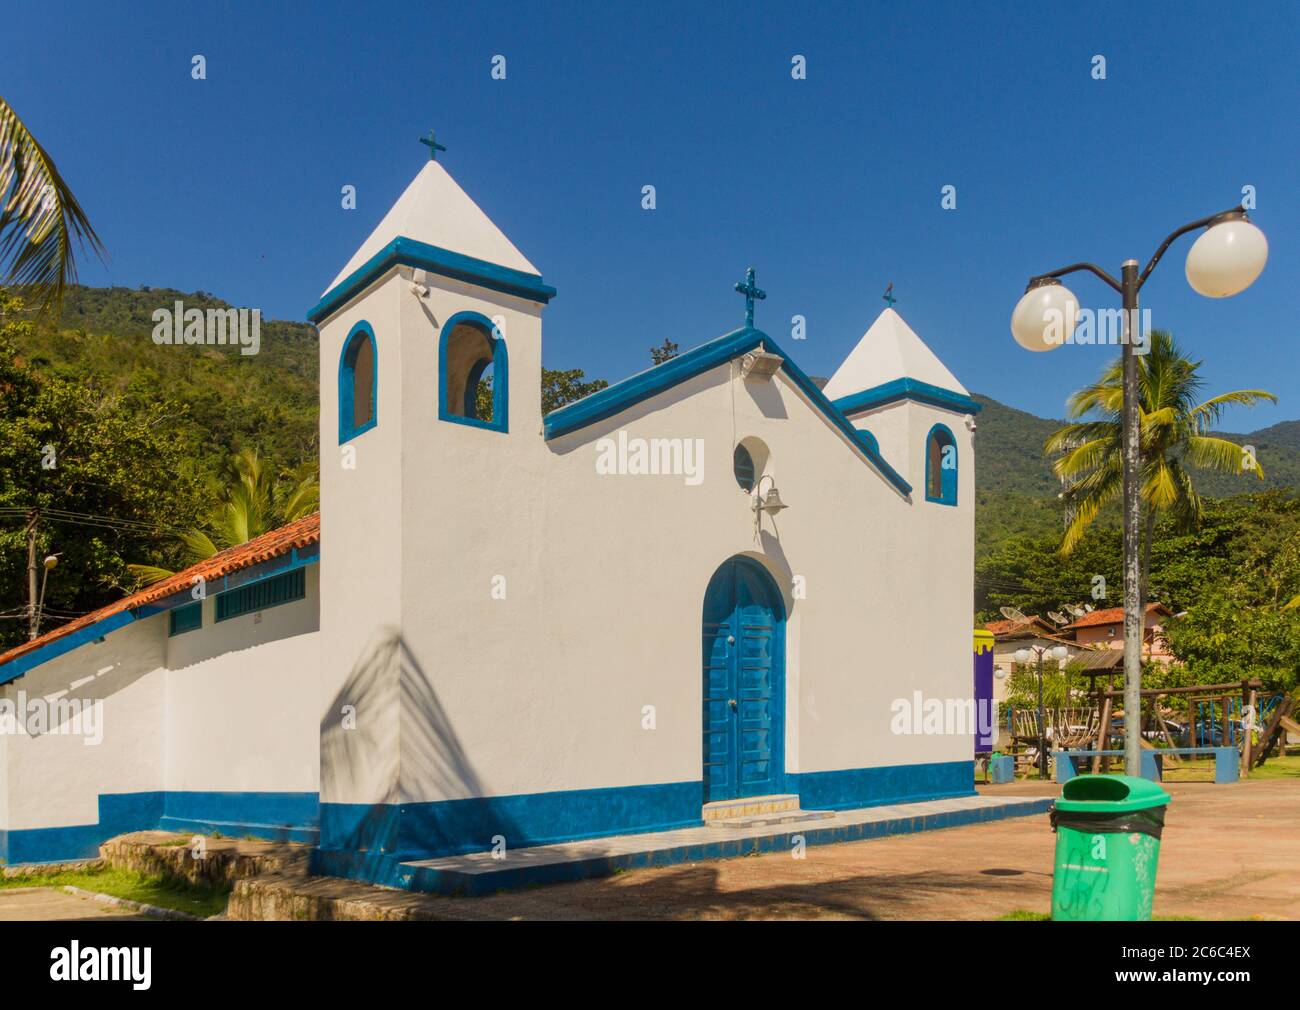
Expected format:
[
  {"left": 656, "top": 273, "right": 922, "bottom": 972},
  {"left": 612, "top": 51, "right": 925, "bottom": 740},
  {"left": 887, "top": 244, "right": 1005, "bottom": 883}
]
[
  {"left": 33, "top": 553, "right": 59, "bottom": 640},
  {"left": 1015, "top": 644, "right": 1071, "bottom": 780},
  {"left": 1010, "top": 206, "right": 1266, "bottom": 777}
]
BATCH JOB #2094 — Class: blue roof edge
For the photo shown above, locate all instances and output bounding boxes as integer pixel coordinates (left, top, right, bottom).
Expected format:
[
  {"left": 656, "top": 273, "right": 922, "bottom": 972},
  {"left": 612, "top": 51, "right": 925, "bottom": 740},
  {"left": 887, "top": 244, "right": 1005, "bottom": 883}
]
[
  {"left": 833, "top": 378, "right": 983, "bottom": 417},
  {"left": 308, "top": 237, "right": 556, "bottom": 324},
  {"left": 543, "top": 327, "right": 912, "bottom": 496}
]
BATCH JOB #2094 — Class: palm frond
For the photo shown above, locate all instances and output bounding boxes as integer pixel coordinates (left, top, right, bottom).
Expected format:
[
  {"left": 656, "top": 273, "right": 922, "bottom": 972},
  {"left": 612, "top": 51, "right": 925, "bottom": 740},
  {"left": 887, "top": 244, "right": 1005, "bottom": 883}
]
[
  {"left": 125, "top": 563, "right": 178, "bottom": 586},
  {"left": 1185, "top": 435, "right": 1264, "bottom": 477},
  {"left": 0, "top": 96, "right": 105, "bottom": 316}
]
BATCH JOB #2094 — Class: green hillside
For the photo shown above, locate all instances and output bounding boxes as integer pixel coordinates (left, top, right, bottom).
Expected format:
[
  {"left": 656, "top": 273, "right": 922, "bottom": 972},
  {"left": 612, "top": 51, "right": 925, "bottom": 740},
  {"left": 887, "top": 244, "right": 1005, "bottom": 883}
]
[
  {"left": 19, "top": 285, "right": 320, "bottom": 486},
  {"left": 970, "top": 392, "right": 1300, "bottom": 555}
]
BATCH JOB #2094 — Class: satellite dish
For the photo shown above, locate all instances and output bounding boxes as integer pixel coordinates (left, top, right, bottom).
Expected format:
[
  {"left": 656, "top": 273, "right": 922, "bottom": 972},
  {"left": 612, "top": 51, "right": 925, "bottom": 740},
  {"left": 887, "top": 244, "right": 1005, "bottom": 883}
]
[
  {"left": 1065, "top": 604, "right": 1085, "bottom": 618},
  {"left": 1084, "top": 604, "right": 1094, "bottom": 613},
  {"left": 999, "top": 606, "right": 1029, "bottom": 624},
  {"left": 1048, "top": 611, "right": 1069, "bottom": 625}
]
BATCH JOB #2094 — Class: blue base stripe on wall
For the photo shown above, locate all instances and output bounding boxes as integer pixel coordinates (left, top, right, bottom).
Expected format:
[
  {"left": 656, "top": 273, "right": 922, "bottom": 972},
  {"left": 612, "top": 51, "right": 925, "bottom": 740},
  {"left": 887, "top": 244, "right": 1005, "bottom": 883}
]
[
  {"left": 0, "top": 791, "right": 320, "bottom": 866},
  {"left": 789, "top": 760, "right": 974, "bottom": 811},
  {"left": 319, "top": 780, "right": 703, "bottom": 859}
]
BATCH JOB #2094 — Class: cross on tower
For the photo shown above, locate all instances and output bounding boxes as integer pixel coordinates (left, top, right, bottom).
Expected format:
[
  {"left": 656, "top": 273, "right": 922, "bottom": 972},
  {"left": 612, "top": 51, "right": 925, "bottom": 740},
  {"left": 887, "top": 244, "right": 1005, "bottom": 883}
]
[
  {"left": 419, "top": 129, "right": 447, "bottom": 162},
  {"left": 883, "top": 282, "right": 897, "bottom": 307},
  {"left": 734, "top": 267, "right": 766, "bottom": 328}
]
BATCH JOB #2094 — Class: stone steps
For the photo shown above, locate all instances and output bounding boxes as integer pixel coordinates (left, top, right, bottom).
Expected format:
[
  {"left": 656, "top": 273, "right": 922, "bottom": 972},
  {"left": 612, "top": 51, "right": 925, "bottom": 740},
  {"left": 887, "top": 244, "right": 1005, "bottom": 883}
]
[
  {"left": 99, "top": 830, "right": 311, "bottom": 889},
  {"left": 706, "top": 809, "right": 835, "bottom": 829},
  {"left": 701, "top": 793, "right": 800, "bottom": 822}
]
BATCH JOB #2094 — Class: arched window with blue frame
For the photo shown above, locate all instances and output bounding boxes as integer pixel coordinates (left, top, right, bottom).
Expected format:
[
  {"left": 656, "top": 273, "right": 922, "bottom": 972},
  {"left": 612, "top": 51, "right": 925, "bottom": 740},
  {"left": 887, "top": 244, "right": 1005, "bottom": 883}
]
[
  {"left": 339, "top": 321, "right": 377, "bottom": 443},
  {"left": 925, "top": 423, "right": 958, "bottom": 505},
  {"left": 438, "top": 311, "right": 508, "bottom": 433}
]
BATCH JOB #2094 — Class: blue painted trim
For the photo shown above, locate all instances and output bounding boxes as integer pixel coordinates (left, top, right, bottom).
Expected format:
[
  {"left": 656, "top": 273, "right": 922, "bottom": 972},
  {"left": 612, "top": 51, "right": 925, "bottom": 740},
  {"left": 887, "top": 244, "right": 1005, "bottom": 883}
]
[
  {"left": 925, "top": 422, "right": 958, "bottom": 506},
  {"left": 834, "top": 378, "right": 983, "bottom": 417},
  {"left": 314, "top": 785, "right": 1048, "bottom": 897},
  {"left": 0, "top": 609, "right": 136, "bottom": 686},
  {"left": 437, "top": 310, "right": 509, "bottom": 433},
  {"left": 542, "top": 327, "right": 912, "bottom": 496},
  {"left": 0, "top": 791, "right": 320, "bottom": 866},
  {"left": 4, "top": 551, "right": 320, "bottom": 683},
  {"left": 319, "top": 780, "right": 703, "bottom": 859},
  {"left": 318, "top": 760, "right": 975, "bottom": 873},
  {"left": 308, "top": 237, "right": 556, "bottom": 324},
  {"left": 789, "top": 760, "right": 975, "bottom": 811},
  {"left": 338, "top": 320, "right": 378, "bottom": 444}
]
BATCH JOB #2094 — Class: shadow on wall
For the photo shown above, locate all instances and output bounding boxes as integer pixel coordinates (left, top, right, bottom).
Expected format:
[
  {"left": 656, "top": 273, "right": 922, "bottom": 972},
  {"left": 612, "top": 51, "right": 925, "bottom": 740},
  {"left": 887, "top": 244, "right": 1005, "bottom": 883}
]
[
  {"left": 320, "top": 629, "right": 633, "bottom": 871},
  {"left": 320, "top": 628, "right": 515, "bottom": 857}
]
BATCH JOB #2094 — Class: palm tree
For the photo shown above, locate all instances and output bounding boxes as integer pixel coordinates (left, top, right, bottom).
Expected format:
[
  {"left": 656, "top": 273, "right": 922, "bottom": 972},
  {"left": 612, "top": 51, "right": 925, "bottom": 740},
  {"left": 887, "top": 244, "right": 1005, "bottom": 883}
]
[
  {"left": 128, "top": 449, "right": 319, "bottom": 584},
  {"left": 1, "top": 97, "right": 104, "bottom": 315},
  {"left": 1046, "top": 330, "right": 1276, "bottom": 599}
]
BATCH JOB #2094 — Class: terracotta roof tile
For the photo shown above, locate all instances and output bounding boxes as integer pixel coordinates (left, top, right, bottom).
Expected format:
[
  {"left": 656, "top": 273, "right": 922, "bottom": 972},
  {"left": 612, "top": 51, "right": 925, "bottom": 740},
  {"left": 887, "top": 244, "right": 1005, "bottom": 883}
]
[
  {"left": 1062, "top": 602, "right": 1170, "bottom": 631},
  {"left": 0, "top": 512, "right": 319, "bottom": 671}
]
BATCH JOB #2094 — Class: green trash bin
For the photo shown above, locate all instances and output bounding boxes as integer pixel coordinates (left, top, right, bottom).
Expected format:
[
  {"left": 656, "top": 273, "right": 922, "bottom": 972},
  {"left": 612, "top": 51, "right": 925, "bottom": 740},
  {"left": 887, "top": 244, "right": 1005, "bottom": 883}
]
[{"left": 1049, "top": 774, "right": 1171, "bottom": 921}]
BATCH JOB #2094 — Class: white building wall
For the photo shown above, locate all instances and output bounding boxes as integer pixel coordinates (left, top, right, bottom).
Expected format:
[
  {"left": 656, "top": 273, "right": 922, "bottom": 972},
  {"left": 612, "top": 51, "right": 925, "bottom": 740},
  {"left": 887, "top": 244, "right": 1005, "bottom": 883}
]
[
  {"left": 317, "top": 271, "right": 407, "bottom": 810},
  {"left": 163, "top": 565, "right": 321, "bottom": 795},
  {"left": 390, "top": 353, "right": 975, "bottom": 805},
  {"left": 2, "top": 616, "right": 166, "bottom": 832}
]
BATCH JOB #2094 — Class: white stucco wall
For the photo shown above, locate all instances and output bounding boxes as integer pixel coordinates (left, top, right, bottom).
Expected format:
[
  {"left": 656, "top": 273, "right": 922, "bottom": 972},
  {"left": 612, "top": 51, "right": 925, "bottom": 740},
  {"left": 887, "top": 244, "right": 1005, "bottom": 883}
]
[
  {"left": 163, "top": 564, "right": 321, "bottom": 795},
  {"left": 317, "top": 266, "right": 978, "bottom": 812},
  {"left": 2, "top": 616, "right": 166, "bottom": 831},
  {"left": 0, "top": 563, "right": 321, "bottom": 844}
]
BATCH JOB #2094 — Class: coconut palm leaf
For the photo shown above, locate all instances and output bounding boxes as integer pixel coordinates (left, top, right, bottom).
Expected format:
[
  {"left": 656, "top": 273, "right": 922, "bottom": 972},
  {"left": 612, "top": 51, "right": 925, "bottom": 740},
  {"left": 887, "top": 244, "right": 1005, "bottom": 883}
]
[
  {"left": 0, "top": 96, "right": 105, "bottom": 316},
  {"left": 1047, "top": 330, "right": 1275, "bottom": 566}
]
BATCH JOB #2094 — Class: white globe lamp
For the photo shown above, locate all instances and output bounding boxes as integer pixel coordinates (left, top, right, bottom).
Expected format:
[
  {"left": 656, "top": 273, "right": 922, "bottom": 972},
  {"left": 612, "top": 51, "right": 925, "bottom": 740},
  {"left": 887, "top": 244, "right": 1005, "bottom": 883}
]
[{"left": 1010, "top": 279, "right": 1078, "bottom": 352}]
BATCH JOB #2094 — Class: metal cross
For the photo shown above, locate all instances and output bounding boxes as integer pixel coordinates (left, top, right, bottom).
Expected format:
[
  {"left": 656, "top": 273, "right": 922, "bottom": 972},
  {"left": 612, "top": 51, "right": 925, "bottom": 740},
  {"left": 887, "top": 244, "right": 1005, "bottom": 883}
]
[
  {"left": 883, "top": 282, "right": 896, "bottom": 307},
  {"left": 734, "top": 267, "right": 766, "bottom": 327},
  {"left": 419, "top": 129, "right": 447, "bottom": 162}
]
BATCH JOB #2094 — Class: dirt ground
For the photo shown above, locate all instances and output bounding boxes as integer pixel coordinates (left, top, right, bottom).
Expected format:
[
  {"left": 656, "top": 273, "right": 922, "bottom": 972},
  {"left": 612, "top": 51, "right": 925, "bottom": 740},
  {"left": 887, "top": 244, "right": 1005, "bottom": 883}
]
[
  {"left": 432, "top": 779, "right": 1299, "bottom": 920},
  {"left": 0, "top": 887, "right": 152, "bottom": 922}
]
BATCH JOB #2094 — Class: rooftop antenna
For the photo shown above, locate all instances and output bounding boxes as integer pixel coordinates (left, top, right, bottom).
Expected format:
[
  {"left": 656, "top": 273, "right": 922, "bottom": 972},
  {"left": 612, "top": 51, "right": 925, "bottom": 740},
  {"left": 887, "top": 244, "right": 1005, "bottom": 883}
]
[
  {"left": 1047, "top": 611, "right": 1070, "bottom": 625},
  {"left": 999, "top": 606, "right": 1030, "bottom": 625}
]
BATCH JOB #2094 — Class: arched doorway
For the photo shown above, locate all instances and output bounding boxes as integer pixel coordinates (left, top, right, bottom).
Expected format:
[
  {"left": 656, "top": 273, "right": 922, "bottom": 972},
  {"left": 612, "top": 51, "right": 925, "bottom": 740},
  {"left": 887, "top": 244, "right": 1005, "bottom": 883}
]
[{"left": 701, "top": 556, "right": 786, "bottom": 803}]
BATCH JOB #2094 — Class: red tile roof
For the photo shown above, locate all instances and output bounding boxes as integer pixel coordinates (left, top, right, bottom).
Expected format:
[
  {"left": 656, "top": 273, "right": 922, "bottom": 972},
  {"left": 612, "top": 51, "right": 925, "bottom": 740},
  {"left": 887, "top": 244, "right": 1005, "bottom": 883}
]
[
  {"left": 0, "top": 512, "right": 320, "bottom": 671},
  {"left": 1062, "top": 602, "right": 1171, "bottom": 631},
  {"left": 983, "top": 615, "right": 1057, "bottom": 638}
]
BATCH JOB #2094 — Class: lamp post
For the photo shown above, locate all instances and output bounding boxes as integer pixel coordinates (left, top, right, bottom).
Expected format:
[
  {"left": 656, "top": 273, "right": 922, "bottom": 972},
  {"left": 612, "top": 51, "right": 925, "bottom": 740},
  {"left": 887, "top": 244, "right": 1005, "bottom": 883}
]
[
  {"left": 1015, "top": 644, "right": 1071, "bottom": 780},
  {"left": 32, "top": 553, "right": 59, "bottom": 640},
  {"left": 1010, "top": 207, "right": 1267, "bottom": 778}
]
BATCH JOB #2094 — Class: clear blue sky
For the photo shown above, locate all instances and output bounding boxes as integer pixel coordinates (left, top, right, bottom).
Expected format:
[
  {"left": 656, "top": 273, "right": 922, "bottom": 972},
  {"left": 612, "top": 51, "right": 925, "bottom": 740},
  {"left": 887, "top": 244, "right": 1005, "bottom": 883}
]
[{"left": 5, "top": 0, "right": 1297, "bottom": 427}]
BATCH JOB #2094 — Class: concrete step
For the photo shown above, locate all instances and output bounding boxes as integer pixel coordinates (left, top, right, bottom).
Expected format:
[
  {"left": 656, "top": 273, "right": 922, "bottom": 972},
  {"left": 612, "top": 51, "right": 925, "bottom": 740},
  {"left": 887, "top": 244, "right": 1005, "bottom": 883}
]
[
  {"left": 701, "top": 794, "right": 800, "bottom": 822},
  {"left": 706, "top": 809, "right": 835, "bottom": 829}
]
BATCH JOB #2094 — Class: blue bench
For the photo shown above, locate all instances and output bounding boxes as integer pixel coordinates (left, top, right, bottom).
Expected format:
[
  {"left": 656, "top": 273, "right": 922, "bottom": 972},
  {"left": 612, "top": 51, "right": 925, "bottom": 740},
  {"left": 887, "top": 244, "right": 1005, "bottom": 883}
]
[{"left": 1054, "top": 746, "right": 1239, "bottom": 784}]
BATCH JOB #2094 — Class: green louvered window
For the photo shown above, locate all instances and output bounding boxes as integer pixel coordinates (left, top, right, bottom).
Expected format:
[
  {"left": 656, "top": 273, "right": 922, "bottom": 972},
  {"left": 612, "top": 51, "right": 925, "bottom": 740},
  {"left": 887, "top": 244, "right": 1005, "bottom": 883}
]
[
  {"left": 168, "top": 601, "right": 202, "bottom": 637},
  {"left": 215, "top": 568, "right": 306, "bottom": 622}
]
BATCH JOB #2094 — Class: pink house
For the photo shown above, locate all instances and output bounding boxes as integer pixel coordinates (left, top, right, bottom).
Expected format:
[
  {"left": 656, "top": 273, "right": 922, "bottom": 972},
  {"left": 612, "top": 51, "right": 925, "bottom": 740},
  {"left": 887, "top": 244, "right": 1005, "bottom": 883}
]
[{"left": 1062, "top": 602, "right": 1174, "bottom": 662}]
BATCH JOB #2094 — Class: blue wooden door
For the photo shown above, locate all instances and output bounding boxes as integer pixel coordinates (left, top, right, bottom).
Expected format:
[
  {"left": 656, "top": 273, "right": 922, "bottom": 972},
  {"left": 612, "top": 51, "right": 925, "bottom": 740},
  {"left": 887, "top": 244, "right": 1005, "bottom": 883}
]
[{"left": 702, "top": 557, "right": 785, "bottom": 803}]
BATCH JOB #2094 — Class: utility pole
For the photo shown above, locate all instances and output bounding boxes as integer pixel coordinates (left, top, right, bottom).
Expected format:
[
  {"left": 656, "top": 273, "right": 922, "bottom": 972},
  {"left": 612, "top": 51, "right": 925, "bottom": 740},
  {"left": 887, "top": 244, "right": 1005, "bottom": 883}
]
[{"left": 25, "top": 508, "right": 39, "bottom": 640}]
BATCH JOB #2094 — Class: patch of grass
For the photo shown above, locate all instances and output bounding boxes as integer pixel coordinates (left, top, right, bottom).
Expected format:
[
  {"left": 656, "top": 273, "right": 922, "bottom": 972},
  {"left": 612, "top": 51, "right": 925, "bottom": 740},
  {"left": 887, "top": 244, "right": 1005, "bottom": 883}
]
[
  {"left": 0, "top": 865, "right": 229, "bottom": 918},
  {"left": 1246, "top": 753, "right": 1300, "bottom": 781}
]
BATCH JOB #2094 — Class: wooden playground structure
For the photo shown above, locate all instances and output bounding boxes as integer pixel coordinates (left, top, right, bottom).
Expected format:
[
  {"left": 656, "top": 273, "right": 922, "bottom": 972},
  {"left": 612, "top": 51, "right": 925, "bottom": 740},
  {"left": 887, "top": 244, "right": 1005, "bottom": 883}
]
[{"left": 1005, "top": 650, "right": 1297, "bottom": 779}]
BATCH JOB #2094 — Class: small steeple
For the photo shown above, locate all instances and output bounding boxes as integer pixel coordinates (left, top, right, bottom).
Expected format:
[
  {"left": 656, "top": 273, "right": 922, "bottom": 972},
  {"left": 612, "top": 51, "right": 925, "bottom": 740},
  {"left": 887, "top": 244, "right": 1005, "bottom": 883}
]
[
  {"left": 822, "top": 307, "right": 968, "bottom": 401},
  {"left": 323, "top": 160, "right": 540, "bottom": 295}
]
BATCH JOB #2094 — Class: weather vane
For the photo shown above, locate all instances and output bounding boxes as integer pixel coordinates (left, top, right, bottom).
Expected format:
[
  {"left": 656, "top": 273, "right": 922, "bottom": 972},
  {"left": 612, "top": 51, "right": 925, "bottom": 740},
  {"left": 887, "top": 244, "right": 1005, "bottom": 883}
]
[
  {"left": 419, "top": 129, "right": 447, "bottom": 162},
  {"left": 883, "top": 282, "right": 896, "bottom": 307},
  {"left": 734, "top": 267, "right": 766, "bottom": 328}
]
